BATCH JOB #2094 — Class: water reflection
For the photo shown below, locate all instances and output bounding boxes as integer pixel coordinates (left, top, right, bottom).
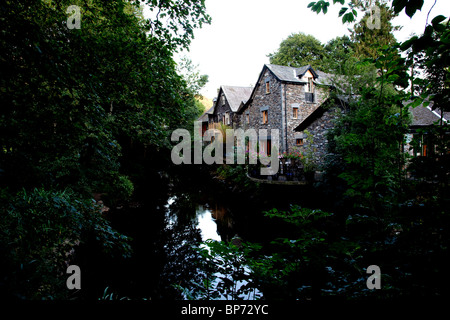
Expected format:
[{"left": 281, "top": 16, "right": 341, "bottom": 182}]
[
  {"left": 101, "top": 187, "right": 253, "bottom": 300},
  {"left": 165, "top": 195, "right": 234, "bottom": 242},
  {"left": 196, "top": 205, "right": 221, "bottom": 241}
]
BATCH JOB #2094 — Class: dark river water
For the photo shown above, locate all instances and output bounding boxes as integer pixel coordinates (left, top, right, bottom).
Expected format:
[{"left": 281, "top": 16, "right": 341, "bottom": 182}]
[{"left": 78, "top": 165, "right": 327, "bottom": 300}]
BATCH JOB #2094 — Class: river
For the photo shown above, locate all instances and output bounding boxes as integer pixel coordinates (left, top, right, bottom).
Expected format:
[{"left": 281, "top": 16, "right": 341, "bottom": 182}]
[{"left": 79, "top": 165, "right": 325, "bottom": 300}]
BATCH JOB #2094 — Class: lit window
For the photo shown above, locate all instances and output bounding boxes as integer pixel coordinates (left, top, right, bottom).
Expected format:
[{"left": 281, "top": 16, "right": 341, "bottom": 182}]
[
  {"left": 262, "top": 110, "right": 268, "bottom": 124},
  {"left": 293, "top": 108, "right": 298, "bottom": 119}
]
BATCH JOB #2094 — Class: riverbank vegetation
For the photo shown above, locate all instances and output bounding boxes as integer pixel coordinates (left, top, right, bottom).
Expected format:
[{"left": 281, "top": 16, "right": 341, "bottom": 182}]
[
  {"left": 0, "top": 0, "right": 209, "bottom": 299},
  {"left": 1, "top": 0, "right": 449, "bottom": 302},
  {"left": 178, "top": 0, "right": 450, "bottom": 301}
]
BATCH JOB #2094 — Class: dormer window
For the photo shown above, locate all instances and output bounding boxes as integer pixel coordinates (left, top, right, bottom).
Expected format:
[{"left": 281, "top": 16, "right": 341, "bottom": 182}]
[{"left": 305, "top": 77, "right": 315, "bottom": 103}]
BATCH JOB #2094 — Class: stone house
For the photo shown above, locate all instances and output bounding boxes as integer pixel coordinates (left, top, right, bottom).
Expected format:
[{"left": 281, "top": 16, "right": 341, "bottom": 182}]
[
  {"left": 198, "top": 104, "right": 214, "bottom": 136},
  {"left": 293, "top": 96, "right": 348, "bottom": 165},
  {"left": 237, "top": 64, "right": 334, "bottom": 155},
  {"left": 210, "top": 85, "right": 253, "bottom": 128},
  {"left": 293, "top": 98, "right": 450, "bottom": 166},
  {"left": 198, "top": 86, "right": 252, "bottom": 138}
]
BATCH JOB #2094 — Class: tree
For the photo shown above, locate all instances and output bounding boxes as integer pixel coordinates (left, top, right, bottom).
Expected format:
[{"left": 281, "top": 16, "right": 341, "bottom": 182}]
[
  {"left": 0, "top": 0, "right": 211, "bottom": 300},
  {"left": 350, "top": 1, "right": 400, "bottom": 60},
  {"left": 402, "top": 16, "right": 450, "bottom": 113},
  {"left": 326, "top": 46, "right": 411, "bottom": 214},
  {"left": 0, "top": 0, "right": 210, "bottom": 197},
  {"left": 308, "top": 0, "right": 426, "bottom": 21},
  {"left": 322, "top": 35, "right": 356, "bottom": 74},
  {"left": 268, "top": 32, "right": 328, "bottom": 70},
  {"left": 177, "top": 56, "right": 209, "bottom": 97}
]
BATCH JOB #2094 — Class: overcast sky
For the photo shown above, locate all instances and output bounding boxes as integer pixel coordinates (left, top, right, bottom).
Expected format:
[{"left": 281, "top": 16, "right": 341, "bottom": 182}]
[{"left": 164, "top": 0, "right": 449, "bottom": 99}]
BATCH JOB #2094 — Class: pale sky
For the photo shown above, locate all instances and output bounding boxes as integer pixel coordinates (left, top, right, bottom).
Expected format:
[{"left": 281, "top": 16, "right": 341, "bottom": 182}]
[{"left": 152, "top": 0, "right": 450, "bottom": 99}]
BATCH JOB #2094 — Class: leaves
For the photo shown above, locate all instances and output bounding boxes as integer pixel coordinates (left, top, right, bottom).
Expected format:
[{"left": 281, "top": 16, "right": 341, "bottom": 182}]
[
  {"left": 0, "top": 187, "right": 131, "bottom": 299},
  {"left": 0, "top": 0, "right": 208, "bottom": 196},
  {"left": 308, "top": 1, "right": 330, "bottom": 14},
  {"left": 392, "top": 0, "right": 424, "bottom": 18},
  {"left": 268, "top": 32, "right": 328, "bottom": 71}
]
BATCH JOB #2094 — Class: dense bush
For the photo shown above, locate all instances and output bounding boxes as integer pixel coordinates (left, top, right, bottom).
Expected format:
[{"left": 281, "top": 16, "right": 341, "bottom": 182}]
[{"left": 0, "top": 188, "right": 131, "bottom": 299}]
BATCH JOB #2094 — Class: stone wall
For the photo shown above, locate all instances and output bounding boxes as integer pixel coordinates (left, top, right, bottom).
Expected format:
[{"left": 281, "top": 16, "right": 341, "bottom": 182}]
[
  {"left": 236, "top": 65, "right": 333, "bottom": 160},
  {"left": 284, "top": 83, "right": 325, "bottom": 152},
  {"left": 214, "top": 91, "right": 233, "bottom": 127},
  {"left": 243, "top": 67, "right": 329, "bottom": 153},
  {"left": 246, "top": 69, "right": 283, "bottom": 149},
  {"left": 296, "top": 106, "right": 344, "bottom": 167}
]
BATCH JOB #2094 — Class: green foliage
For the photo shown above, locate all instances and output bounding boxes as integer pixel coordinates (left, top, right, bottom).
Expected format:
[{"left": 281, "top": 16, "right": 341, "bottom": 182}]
[
  {"left": 268, "top": 32, "right": 328, "bottom": 71},
  {"left": 177, "top": 56, "right": 209, "bottom": 97},
  {"left": 99, "top": 287, "right": 131, "bottom": 301},
  {"left": 322, "top": 35, "right": 356, "bottom": 74},
  {"left": 308, "top": 0, "right": 425, "bottom": 22},
  {"left": 0, "top": 187, "right": 131, "bottom": 299},
  {"left": 264, "top": 205, "right": 332, "bottom": 228},
  {"left": 0, "top": 0, "right": 209, "bottom": 198},
  {"left": 350, "top": 1, "right": 400, "bottom": 60},
  {"left": 327, "top": 46, "right": 411, "bottom": 214},
  {"left": 402, "top": 17, "right": 450, "bottom": 113},
  {"left": 176, "top": 240, "right": 262, "bottom": 300},
  {"left": 216, "top": 164, "right": 257, "bottom": 191}
]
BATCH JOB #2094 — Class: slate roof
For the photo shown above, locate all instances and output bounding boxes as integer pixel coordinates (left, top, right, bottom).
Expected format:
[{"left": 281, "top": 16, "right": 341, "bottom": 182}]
[
  {"left": 265, "top": 64, "right": 333, "bottom": 86},
  {"left": 198, "top": 105, "right": 215, "bottom": 122},
  {"left": 221, "top": 86, "right": 253, "bottom": 112},
  {"left": 205, "top": 105, "right": 215, "bottom": 114},
  {"left": 291, "top": 98, "right": 448, "bottom": 130},
  {"left": 409, "top": 103, "right": 448, "bottom": 127}
]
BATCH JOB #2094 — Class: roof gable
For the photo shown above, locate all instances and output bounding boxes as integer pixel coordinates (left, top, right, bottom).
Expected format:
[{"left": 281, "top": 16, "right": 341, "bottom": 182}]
[
  {"left": 409, "top": 103, "right": 448, "bottom": 127},
  {"left": 221, "top": 86, "right": 253, "bottom": 112},
  {"left": 266, "top": 64, "right": 325, "bottom": 83},
  {"left": 238, "top": 64, "right": 334, "bottom": 114},
  {"left": 294, "top": 97, "right": 348, "bottom": 132}
]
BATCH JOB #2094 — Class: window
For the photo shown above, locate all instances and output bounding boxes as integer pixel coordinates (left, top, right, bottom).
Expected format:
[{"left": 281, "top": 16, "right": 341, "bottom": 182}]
[
  {"left": 262, "top": 110, "right": 268, "bottom": 124},
  {"left": 265, "top": 81, "right": 270, "bottom": 94},
  {"left": 293, "top": 108, "right": 298, "bottom": 119},
  {"left": 225, "top": 112, "right": 230, "bottom": 125},
  {"left": 260, "top": 139, "right": 272, "bottom": 156},
  {"left": 305, "top": 78, "right": 315, "bottom": 102},
  {"left": 305, "top": 92, "right": 314, "bottom": 102},
  {"left": 296, "top": 138, "right": 303, "bottom": 146},
  {"left": 246, "top": 113, "right": 250, "bottom": 124},
  {"left": 307, "top": 77, "right": 314, "bottom": 93}
]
